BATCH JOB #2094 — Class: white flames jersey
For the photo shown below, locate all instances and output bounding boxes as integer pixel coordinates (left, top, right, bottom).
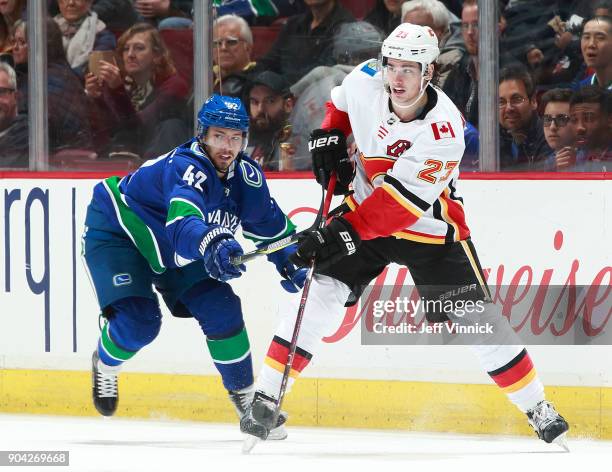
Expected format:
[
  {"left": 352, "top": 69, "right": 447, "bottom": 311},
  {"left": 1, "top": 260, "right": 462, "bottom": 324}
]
[{"left": 331, "top": 59, "right": 470, "bottom": 244}]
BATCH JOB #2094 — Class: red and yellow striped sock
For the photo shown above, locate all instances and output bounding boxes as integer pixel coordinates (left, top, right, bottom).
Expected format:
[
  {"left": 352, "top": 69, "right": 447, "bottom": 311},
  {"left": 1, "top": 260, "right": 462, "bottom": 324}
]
[{"left": 488, "top": 348, "right": 544, "bottom": 413}]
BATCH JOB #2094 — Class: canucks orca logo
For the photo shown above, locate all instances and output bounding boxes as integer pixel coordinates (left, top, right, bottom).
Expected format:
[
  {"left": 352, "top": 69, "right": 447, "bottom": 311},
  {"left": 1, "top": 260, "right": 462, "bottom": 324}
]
[
  {"left": 240, "top": 161, "right": 262, "bottom": 188},
  {"left": 112, "top": 273, "right": 132, "bottom": 287},
  {"left": 386, "top": 139, "right": 412, "bottom": 158}
]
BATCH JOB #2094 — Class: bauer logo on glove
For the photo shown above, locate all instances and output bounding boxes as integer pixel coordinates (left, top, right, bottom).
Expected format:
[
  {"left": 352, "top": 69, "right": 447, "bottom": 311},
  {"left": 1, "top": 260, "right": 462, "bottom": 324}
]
[{"left": 290, "top": 217, "right": 361, "bottom": 271}]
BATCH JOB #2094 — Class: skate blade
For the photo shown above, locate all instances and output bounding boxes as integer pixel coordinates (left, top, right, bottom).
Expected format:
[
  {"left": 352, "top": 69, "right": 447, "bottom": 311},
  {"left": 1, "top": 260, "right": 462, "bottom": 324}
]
[
  {"left": 553, "top": 433, "right": 570, "bottom": 452},
  {"left": 268, "top": 425, "right": 288, "bottom": 441},
  {"left": 242, "top": 436, "right": 260, "bottom": 454}
]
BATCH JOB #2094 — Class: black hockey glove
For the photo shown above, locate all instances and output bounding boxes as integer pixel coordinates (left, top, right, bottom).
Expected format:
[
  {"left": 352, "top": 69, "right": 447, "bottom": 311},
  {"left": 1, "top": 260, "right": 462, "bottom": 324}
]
[
  {"left": 308, "top": 128, "right": 354, "bottom": 195},
  {"left": 290, "top": 217, "right": 361, "bottom": 271}
]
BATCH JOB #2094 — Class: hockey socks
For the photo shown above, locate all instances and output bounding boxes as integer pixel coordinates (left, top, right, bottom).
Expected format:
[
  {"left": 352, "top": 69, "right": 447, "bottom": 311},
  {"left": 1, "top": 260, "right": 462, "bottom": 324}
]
[
  {"left": 472, "top": 345, "right": 545, "bottom": 413},
  {"left": 97, "top": 322, "right": 137, "bottom": 367},
  {"left": 256, "top": 336, "right": 313, "bottom": 399},
  {"left": 255, "top": 275, "right": 350, "bottom": 399},
  {"left": 206, "top": 326, "right": 254, "bottom": 392}
]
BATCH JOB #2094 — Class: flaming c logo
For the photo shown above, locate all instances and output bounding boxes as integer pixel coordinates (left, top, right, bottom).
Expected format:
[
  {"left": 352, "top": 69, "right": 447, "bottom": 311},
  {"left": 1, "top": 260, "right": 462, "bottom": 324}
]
[{"left": 386, "top": 139, "right": 411, "bottom": 158}]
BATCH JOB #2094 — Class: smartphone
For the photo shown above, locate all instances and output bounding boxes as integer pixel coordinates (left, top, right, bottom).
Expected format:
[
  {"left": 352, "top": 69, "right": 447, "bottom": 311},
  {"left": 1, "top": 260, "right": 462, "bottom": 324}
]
[{"left": 89, "top": 50, "right": 117, "bottom": 78}]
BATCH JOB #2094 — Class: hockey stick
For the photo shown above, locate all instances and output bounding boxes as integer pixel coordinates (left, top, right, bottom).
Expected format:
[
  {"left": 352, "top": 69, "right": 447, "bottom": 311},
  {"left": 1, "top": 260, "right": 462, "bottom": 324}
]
[
  {"left": 231, "top": 174, "right": 329, "bottom": 266},
  {"left": 242, "top": 172, "right": 336, "bottom": 454}
]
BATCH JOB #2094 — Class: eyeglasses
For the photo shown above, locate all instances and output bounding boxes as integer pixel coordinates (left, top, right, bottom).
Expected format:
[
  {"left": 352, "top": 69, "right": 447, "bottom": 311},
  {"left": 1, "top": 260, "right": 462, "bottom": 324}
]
[
  {"left": 212, "top": 37, "right": 243, "bottom": 48},
  {"left": 0, "top": 87, "right": 16, "bottom": 96},
  {"left": 499, "top": 96, "right": 528, "bottom": 108},
  {"left": 543, "top": 114, "right": 570, "bottom": 127},
  {"left": 461, "top": 22, "right": 479, "bottom": 31}
]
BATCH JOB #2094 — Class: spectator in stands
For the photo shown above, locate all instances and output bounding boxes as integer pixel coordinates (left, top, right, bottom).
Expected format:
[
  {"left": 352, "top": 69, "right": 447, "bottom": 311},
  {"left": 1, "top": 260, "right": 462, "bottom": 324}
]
[
  {"left": 525, "top": 12, "right": 584, "bottom": 89},
  {"left": 577, "top": 16, "right": 612, "bottom": 90},
  {"left": 0, "top": 16, "right": 10, "bottom": 64},
  {"left": 16, "top": 18, "right": 93, "bottom": 153},
  {"left": 563, "top": 85, "right": 611, "bottom": 170},
  {"left": 593, "top": 0, "right": 612, "bottom": 17},
  {"left": 54, "top": 0, "right": 117, "bottom": 78},
  {"left": 0, "top": 0, "right": 25, "bottom": 30},
  {"left": 49, "top": 0, "right": 140, "bottom": 32},
  {"left": 498, "top": 64, "right": 551, "bottom": 170},
  {"left": 133, "top": 0, "right": 193, "bottom": 29},
  {"left": 1, "top": 0, "right": 26, "bottom": 64},
  {"left": 0, "top": 61, "right": 27, "bottom": 167},
  {"left": 11, "top": 18, "right": 25, "bottom": 111},
  {"left": 255, "top": 0, "right": 354, "bottom": 86},
  {"left": 49, "top": 18, "right": 93, "bottom": 152},
  {"left": 540, "top": 88, "right": 575, "bottom": 169},
  {"left": 245, "top": 71, "right": 294, "bottom": 171},
  {"left": 402, "top": 0, "right": 466, "bottom": 90},
  {"left": 402, "top": 0, "right": 449, "bottom": 43},
  {"left": 365, "top": 0, "right": 404, "bottom": 35},
  {"left": 84, "top": 22, "right": 189, "bottom": 159},
  {"left": 438, "top": 0, "right": 479, "bottom": 125},
  {"left": 93, "top": 0, "right": 139, "bottom": 31},
  {"left": 213, "top": 14, "right": 256, "bottom": 98},
  {"left": 290, "top": 21, "right": 383, "bottom": 97},
  {"left": 212, "top": 0, "right": 305, "bottom": 26},
  {"left": 288, "top": 21, "right": 383, "bottom": 169}
]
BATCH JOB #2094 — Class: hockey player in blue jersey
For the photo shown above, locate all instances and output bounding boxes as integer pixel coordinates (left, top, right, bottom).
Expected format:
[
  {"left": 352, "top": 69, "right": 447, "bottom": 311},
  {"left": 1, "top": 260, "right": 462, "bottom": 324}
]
[{"left": 82, "top": 94, "right": 306, "bottom": 436}]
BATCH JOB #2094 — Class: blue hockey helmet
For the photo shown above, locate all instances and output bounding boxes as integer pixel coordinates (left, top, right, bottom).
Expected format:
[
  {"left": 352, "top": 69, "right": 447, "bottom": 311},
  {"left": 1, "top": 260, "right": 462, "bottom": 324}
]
[{"left": 197, "top": 94, "right": 249, "bottom": 148}]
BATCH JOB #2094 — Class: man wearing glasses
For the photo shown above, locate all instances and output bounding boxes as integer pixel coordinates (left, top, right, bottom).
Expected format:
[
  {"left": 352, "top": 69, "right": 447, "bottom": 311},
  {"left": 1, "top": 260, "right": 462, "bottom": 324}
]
[
  {"left": 0, "top": 62, "right": 27, "bottom": 168},
  {"left": 540, "top": 88, "right": 575, "bottom": 170},
  {"left": 212, "top": 14, "right": 256, "bottom": 98},
  {"left": 440, "top": 0, "right": 479, "bottom": 126},
  {"left": 498, "top": 64, "right": 552, "bottom": 170}
]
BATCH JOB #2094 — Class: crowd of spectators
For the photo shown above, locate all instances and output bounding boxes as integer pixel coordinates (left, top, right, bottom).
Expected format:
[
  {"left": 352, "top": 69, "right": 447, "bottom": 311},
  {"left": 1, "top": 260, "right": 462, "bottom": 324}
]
[{"left": 0, "top": 0, "right": 609, "bottom": 172}]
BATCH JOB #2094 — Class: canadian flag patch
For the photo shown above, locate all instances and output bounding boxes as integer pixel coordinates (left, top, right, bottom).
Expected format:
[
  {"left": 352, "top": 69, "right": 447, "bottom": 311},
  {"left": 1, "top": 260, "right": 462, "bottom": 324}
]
[{"left": 431, "top": 121, "right": 456, "bottom": 140}]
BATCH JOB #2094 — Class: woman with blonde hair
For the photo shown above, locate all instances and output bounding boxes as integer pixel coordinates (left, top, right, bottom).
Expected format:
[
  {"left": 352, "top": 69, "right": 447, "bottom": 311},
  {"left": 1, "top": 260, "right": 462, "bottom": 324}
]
[{"left": 85, "top": 22, "right": 190, "bottom": 159}]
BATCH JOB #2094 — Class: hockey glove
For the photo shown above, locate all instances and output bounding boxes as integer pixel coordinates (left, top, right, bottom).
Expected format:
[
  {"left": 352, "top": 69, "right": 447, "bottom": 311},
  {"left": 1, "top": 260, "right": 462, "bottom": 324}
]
[
  {"left": 200, "top": 226, "right": 246, "bottom": 282},
  {"left": 290, "top": 217, "right": 361, "bottom": 271},
  {"left": 308, "top": 128, "right": 353, "bottom": 195},
  {"left": 268, "top": 246, "right": 308, "bottom": 293}
]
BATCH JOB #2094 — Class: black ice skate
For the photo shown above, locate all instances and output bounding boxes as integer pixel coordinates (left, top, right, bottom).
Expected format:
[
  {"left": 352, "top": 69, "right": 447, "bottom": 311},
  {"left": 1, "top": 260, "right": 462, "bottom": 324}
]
[
  {"left": 240, "top": 392, "right": 288, "bottom": 452},
  {"left": 237, "top": 389, "right": 287, "bottom": 441},
  {"left": 92, "top": 351, "right": 119, "bottom": 416},
  {"left": 526, "top": 400, "right": 569, "bottom": 451}
]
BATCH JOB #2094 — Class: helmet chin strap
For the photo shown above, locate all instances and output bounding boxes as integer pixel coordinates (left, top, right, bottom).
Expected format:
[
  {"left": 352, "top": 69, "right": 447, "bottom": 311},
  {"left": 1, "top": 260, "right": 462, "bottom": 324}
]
[{"left": 390, "top": 83, "right": 429, "bottom": 110}]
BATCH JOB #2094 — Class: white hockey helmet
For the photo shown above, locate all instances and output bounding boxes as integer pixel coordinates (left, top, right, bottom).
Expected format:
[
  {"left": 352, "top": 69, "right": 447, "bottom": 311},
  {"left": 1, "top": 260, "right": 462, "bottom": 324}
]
[{"left": 381, "top": 22, "right": 440, "bottom": 67}]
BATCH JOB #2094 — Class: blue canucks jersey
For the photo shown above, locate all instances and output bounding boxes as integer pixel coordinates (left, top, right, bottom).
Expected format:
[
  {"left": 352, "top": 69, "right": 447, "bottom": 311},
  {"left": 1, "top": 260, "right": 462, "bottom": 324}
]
[{"left": 91, "top": 138, "right": 295, "bottom": 273}]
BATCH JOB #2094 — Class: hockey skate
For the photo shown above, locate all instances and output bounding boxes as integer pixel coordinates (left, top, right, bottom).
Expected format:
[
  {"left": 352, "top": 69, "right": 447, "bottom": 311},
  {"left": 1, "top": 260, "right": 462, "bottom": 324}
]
[
  {"left": 240, "top": 392, "right": 288, "bottom": 453},
  {"left": 91, "top": 351, "right": 119, "bottom": 417},
  {"left": 234, "top": 390, "right": 288, "bottom": 442},
  {"left": 526, "top": 400, "right": 569, "bottom": 451}
]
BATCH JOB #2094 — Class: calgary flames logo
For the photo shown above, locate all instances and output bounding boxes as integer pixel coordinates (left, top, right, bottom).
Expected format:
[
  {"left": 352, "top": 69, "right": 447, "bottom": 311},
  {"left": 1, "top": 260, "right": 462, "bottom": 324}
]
[{"left": 386, "top": 139, "right": 411, "bottom": 158}]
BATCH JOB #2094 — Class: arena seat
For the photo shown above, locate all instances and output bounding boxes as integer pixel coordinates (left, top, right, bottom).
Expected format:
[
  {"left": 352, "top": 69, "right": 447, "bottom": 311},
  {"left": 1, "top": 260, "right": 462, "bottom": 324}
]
[
  {"left": 339, "top": 0, "right": 376, "bottom": 20},
  {"left": 159, "top": 29, "right": 194, "bottom": 83},
  {"left": 251, "top": 25, "right": 282, "bottom": 60}
]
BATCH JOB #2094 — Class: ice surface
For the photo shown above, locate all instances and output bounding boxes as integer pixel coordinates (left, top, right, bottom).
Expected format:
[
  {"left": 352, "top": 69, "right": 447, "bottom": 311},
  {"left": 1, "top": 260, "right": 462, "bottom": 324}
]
[{"left": 0, "top": 414, "right": 610, "bottom": 472}]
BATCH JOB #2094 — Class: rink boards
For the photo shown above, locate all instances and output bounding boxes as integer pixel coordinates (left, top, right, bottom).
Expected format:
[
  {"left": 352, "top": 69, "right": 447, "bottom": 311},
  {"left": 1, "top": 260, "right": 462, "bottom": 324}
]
[{"left": 0, "top": 175, "right": 610, "bottom": 438}]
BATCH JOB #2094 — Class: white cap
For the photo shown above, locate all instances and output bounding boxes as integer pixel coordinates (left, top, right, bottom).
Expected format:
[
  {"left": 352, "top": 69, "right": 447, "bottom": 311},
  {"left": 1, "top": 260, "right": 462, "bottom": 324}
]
[{"left": 381, "top": 22, "right": 440, "bottom": 66}]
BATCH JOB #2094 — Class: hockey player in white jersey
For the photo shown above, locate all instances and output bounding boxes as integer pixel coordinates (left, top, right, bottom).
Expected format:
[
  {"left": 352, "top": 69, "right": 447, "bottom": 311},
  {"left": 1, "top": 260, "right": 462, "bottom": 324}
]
[{"left": 240, "top": 23, "right": 569, "bottom": 448}]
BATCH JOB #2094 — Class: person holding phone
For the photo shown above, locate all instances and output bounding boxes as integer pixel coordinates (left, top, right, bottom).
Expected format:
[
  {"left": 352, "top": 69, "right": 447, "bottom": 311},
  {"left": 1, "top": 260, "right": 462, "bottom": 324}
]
[
  {"left": 85, "top": 22, "right": 189, "bottom": 160},
  {"left": 53, "top": 0, "right": 116, "bottom": 79}
]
